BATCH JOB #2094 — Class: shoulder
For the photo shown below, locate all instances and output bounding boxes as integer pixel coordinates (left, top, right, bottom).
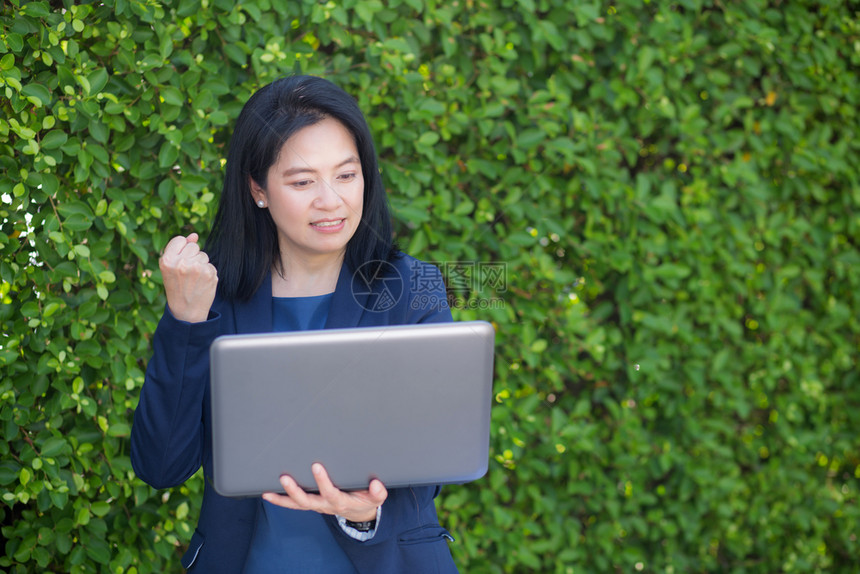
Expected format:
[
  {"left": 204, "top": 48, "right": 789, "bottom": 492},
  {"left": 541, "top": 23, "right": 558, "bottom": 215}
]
[
  {"left": 349, "top": 252, "right": 443, "bottom": 294},
  {"left": 388, "top": 252, "right": 443, "bottom": 284},
  {"left": 372, "top": 253, "right": 447, "bottom": 303},
  {"left": 391, "top": 253, "right": 452, "bottom": 323},
  {"left": 341, "top": 252, "right": 451, "bottom": 324}
]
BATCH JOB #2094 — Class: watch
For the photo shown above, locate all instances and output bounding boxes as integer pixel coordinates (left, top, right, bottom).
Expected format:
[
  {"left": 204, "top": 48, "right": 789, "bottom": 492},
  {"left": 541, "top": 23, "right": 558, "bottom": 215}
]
[{"left": 344, "top": 518, "right": 377, "bottom": 532}]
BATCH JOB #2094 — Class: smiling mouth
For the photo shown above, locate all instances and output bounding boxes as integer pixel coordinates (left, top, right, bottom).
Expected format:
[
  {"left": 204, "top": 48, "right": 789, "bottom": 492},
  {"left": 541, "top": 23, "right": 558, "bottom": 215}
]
[{"left": 311, "top": 219, "right": 345, "bottom": 228}]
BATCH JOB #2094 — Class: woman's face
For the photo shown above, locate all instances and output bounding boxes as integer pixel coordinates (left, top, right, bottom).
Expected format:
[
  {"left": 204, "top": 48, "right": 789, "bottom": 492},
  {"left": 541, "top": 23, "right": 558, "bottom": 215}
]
[{"left": 250, "top": 117, "right": 364, "bottom": 265}]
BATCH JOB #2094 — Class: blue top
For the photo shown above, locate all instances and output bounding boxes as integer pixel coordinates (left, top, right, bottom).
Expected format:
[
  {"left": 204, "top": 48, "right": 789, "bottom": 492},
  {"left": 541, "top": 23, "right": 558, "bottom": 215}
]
[
  {"left": 271, "top": 293, "right": 334, "bottom": 333},
  {"left": 242, "top": 293, "right": 358, "bottom": 574}
]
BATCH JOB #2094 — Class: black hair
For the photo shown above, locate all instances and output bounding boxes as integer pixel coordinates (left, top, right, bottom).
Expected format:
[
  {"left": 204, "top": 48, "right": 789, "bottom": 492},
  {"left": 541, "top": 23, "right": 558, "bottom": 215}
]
[{"left": 205, "top": 75, "right": 397, "bottom": 301}]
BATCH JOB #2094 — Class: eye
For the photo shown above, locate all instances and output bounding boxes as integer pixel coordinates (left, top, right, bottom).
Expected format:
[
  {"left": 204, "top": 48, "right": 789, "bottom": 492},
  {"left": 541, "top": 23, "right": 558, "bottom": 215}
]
[
  {"left": 338, "top": 173, "right": 357, "bottom": 181},
  {"left": 291, "top": 179, "right": 313, "bottom": 188}
]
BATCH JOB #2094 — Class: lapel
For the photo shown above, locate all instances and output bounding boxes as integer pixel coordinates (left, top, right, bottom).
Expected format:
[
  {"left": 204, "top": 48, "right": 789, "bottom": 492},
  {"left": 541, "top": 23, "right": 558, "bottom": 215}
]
[
  {"left": 233, "top": 272, "right": 274, "bottom": 334},
  {"left": 325, "top": 262, "right": 367, "bottom": 329}
]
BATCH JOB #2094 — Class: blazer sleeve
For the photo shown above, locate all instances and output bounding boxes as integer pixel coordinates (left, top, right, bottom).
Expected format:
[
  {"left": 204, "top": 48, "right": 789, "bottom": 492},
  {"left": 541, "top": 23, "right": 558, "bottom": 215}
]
[{"left": 130, "top": 307, "right": 221, "bottom": 489}]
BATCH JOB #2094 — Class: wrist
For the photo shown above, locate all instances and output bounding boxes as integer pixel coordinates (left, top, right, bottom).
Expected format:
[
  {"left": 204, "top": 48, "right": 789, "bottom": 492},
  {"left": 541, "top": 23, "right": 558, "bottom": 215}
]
[
  {"left": 344, "top": 517, "right": 376, "bottom": 532},
  {"left": 167, "top": 303, "right": 210, "bottom": 324},
  {"left": 338, "top": 506, "right": 382, "bottom": 540},
  {"left": 346, "top": 507, "right": 378, "bottom": 523}
]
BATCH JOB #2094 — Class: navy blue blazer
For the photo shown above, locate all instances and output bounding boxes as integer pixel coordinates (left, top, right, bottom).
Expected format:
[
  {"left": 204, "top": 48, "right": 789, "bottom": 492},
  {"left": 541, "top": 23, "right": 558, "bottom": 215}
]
[{"left": 130, "top": 254, "right": 459, "bottom": 573}]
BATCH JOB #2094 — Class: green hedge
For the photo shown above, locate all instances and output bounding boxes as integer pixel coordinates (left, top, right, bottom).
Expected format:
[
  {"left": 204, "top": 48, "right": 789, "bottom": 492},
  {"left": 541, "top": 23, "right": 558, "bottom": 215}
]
[{"left": 1, "top": 0, "right": 858, "bottom": 572}]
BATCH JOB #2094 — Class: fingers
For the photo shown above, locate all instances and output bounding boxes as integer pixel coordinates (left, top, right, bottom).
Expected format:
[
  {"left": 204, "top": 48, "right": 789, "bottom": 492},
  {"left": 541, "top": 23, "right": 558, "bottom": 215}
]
[
  {"left": 161, "top": 234, "right": 201, "bottom": 262},
  {"left": 368, "top": 479, "right": 388, "bottom": 504},
  {"left": 261, "top": 474, "right": 324, "bottom": 514},
  {"left": 161, "top": 235, "right": 188, "bottom": 259},
  {"left": 310, "top": 464, "right": 387, "bottom": 517},
  {"left": 311, "top": 462, "right": 338, "bottom": 498},
  {"left": 261, "top": 464, "right": 386, "bottom": 523},
  {"left": 160, "top": 233, "right": 215, "bottom": 282},
  {"left": 159, "top": 233, "right": 218, "bottom": 323},
  {"left": 260, "top": 477, "right": 305, "bottom": 511},
  {"left": 281, "top": 474, "right": 315, "bottom": 508}
]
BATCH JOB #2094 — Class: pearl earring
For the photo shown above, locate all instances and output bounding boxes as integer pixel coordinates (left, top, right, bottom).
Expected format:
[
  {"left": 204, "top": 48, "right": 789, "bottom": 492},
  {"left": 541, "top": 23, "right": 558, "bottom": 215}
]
[{"left": 257, "top": 200, "right": 265, "bottom": 208}]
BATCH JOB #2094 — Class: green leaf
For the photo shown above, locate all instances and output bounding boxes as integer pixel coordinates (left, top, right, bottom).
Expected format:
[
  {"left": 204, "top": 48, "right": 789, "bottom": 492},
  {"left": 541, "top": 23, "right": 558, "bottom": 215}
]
[
  {"left": 43, "top": 301, "right": 61, "bottom": 317},
  {"left": 64, "top": 213, "right": 93, "bottom": 232},
  {"left": 41, "top": 130, "right": 68, "bottom": 149},
  {"left": 84, "top": 536, "right": 111, "bottom": 564},
  {"left": 536, "top": 20, "right": 565, "bottom": 51},
  {"left": 654, "top": 263, "right": 691, "bottom": 281},
  {"left": 417, "top": 132, "right": 440, "bottom": 146},
  {"left": 106, "top": 423, "right": 130, "bottom": 437},
  {"left": 57, "top": 200, "right": 94, "bottom": 219},
  {"left": 98, "top": 270, "right": 116, "bottom": 283},
  {"left": 160, "top": 86, "right": 184, "bottom": 106},
  {"left": 41, "top": 437, "right": 68, "bottom": 457},
  {"left": 89, "top": 120, "right": 109, "bottom": 144},
  {"left": 39, "top": 173, "right": 60, "bottom": 196},
  {"left": 517, "top": 129, "right": 545, "bottom": 149},
  {"left": 91, "top": 501, "right": 111, "bottom": 517},
  {"left": 0, "top": 462, "right": 21, "bottom": 485},
  {"left": 87, "top": 68, "right": 109, "bottom": 94},
  {"left": 20, "top": 1, "right": 50, "bottom": 17},
  {"left": 383, "top": 37, "right": 413, "bottom": 54},
  {"left": 22, "top": 83, "right": 52, "bottom": 107},
  {"left": 355, "top": 0, "right": 382, "bottom": 23},
  {"left": 223, "top": 43, "right": 247, "bottom": 66},
  {"left": 0, "top": 53, "right": 15, "bottom": 71},
  {"left": 158, "top": 141, "right": 179, "bottom": 168},
  {"left": 415, "top": 98, "right": 446, "bottom": 116},
  {"left": 6, "top": 33, "right": 24, "bottom": 53},
  {"left": 530, "top": 339, "right": 548, "bottom": 353}
]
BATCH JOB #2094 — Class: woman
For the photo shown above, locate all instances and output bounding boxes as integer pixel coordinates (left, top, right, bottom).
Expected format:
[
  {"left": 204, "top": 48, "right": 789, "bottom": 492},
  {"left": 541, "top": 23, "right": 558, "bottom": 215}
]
[{"left": 130, "top": 75, "right": 458, "bottom": 573}]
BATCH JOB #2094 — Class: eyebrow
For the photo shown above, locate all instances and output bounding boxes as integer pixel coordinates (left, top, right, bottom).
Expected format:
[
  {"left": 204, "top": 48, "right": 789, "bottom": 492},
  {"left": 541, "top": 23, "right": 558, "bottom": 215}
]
[{"left": 278, "top": 155, "right": 360, "bottom": 178}]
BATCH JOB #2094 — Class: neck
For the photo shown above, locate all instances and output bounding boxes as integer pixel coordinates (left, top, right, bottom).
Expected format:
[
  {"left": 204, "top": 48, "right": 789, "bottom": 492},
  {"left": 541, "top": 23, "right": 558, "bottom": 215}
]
[{"left": 272, "top": 251, "right": 343, "bottom": 297}]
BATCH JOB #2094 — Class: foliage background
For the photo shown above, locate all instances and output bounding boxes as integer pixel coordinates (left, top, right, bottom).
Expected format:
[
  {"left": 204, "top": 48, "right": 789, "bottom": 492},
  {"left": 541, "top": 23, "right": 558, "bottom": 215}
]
[{"left": 1, "top": 0, "right": 858, "bottom": 572}]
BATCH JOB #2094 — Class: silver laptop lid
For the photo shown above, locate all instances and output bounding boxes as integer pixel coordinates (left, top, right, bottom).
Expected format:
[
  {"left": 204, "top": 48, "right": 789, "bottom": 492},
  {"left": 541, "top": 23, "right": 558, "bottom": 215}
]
[{"left": 210, "top": 320, "right": 495, "bottom": 497}]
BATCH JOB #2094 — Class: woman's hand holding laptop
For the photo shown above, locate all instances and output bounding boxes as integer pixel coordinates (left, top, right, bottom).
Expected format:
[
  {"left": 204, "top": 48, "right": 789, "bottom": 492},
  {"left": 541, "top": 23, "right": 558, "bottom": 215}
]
[{"left": 262, "top": 462, "right": 387, "bottom": 522}]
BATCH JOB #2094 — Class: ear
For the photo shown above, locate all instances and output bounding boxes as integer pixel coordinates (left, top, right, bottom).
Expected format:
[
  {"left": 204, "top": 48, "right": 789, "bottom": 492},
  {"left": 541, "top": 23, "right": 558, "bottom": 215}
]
[{"left": 248, "top": 176, "right": 267, "bottom": 206}]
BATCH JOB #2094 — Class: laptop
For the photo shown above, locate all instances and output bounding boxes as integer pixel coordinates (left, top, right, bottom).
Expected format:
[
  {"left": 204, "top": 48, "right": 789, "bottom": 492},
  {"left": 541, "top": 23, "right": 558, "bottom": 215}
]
[{"left": 209, "top": 320, "right": 495, "bottom": 497}]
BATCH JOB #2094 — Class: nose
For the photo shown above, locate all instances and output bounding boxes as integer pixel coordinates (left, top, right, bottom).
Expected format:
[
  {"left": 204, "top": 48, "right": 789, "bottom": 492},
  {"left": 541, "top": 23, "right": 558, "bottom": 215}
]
[{"left": 313, "top": 179, "right": 343, "bottom": 210}]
